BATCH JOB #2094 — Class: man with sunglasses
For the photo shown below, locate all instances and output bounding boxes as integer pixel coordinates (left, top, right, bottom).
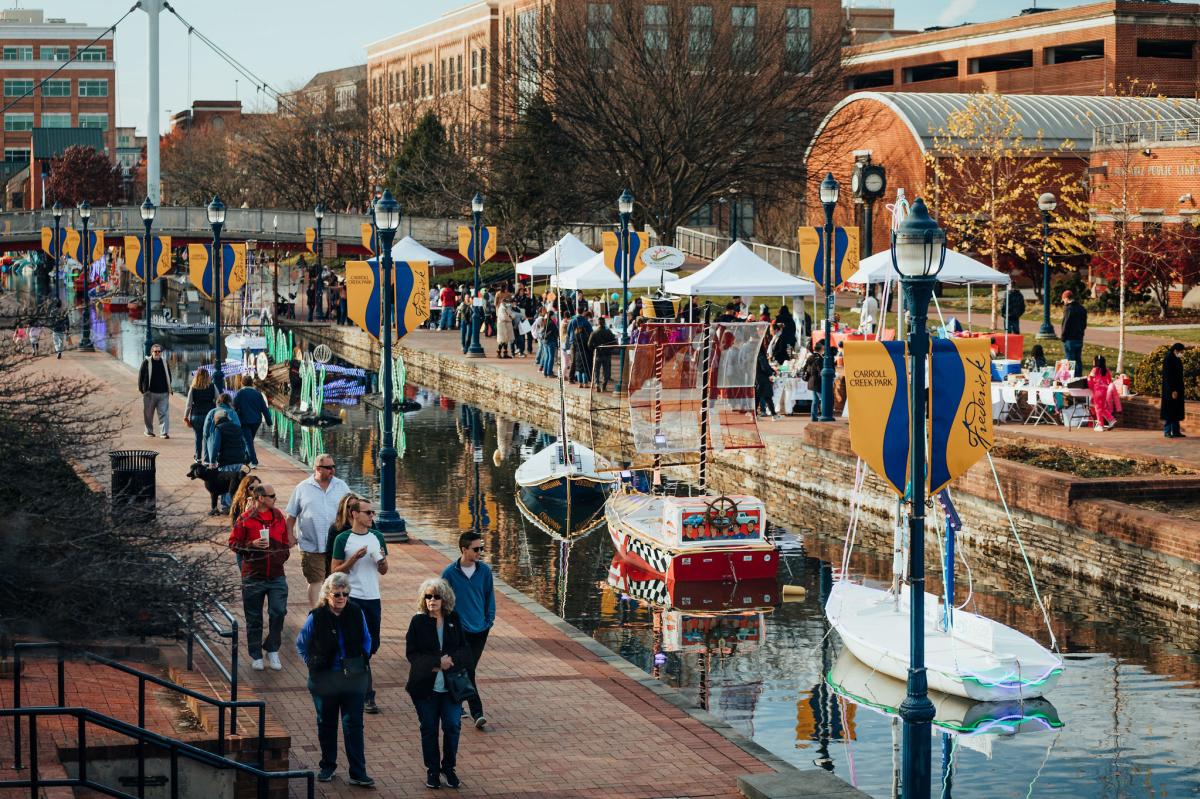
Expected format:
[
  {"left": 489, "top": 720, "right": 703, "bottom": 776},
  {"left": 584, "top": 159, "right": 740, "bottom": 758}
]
[
  {"left": 441, "top": 531, "right": 494, "bottom": 728},
  {"left": 228, "top": 484, "right": 293, "bottom": 671},
  {"left": 331, "top": 500, "right": 388, "bottom": 713},
  {"left": 286, "top": 454, "right": 351, "bottom": 607}
]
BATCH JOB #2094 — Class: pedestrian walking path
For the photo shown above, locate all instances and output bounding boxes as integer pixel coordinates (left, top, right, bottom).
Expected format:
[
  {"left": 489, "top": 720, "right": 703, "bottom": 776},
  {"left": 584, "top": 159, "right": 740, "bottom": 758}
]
[{"left": 32, "top": 349, "right": 789, "bottom": 799}]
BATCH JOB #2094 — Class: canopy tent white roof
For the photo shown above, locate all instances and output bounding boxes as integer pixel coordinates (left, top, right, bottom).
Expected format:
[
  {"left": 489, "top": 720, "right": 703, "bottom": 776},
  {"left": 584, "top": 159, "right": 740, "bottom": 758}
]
[
  {"left": 515, "top": 233, "right": 598, "bottom": 276},
  {"left": 549, "top": 253, "right": 676, "bottom": 290},
  {"left": 391, "top": 236, "right": 454, "bottom": 267},
  {"left": 663, "top": 240, "right": 816, "bottom": 297},
  {"left": 846, "top": 249, "right": 1010, "bottom": 285}
]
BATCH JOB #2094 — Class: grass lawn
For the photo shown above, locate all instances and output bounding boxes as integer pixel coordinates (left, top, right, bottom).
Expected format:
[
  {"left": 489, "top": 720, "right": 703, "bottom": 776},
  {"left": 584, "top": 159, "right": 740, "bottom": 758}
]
[{"left": 936, "top": 287, "right": 1200, "bottom": 328}]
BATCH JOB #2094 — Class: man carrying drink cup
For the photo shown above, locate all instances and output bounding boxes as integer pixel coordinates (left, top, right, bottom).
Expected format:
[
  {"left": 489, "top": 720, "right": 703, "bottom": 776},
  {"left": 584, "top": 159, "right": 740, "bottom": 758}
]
[
  {"left": 331, "top": 499, "right": 389, "bottom": 713},
  {"left": 228, "top": 484, "right": 294, "bottom": 672}
]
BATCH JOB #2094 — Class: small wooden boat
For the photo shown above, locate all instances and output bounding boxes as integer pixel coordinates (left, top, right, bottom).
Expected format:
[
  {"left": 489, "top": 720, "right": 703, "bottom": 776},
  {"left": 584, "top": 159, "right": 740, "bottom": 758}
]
[
  {"left": 515, "top": 441, "right": 614, "bottom": 507},
  {"left": 151, "top": 313, "right": 213, "bottom": 341},
  {"left": 825, "top": 580, "right": 1063, "bottom": 702},
  {"left": 225, "top": 332, "right": 267, "bottom": 359},
  {"left": 514, "top": 489, "right": 606, "bottom": 541},
  {"left": 101, "top": 293, "right": 136, "bottom": 312}
]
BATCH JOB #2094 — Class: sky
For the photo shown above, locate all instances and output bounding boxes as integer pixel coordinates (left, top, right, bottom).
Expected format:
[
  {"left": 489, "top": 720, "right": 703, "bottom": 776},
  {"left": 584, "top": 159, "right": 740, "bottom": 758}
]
[{"left": 18, "top": 0, "right": 1101, "bottom": 134}]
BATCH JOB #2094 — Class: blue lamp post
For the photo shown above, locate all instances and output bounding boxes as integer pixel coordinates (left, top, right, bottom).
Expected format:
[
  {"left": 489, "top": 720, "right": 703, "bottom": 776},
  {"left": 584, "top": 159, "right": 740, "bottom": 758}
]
[
  {"left": 374, "top": 189, "right": 408, "bottom": 540},
  {"left": 77, "top": 201, "right": 95, "bottom": 352},
  {"left": 141, "top": 196, "right": 156, "bottom": 357},
  {"left": 466, "top": 192, "right": 486, "bottom": 358},
  {"left": 314, "top": 203, "right": 325, "bottom": 320},
  {"left": 207, "top": 195, "right": 226, "bottom": 390},
  {"left": 51, "top": 201, "right": 62, "bottom": 302},
  {"left": 818, "top": 173, "right": 839, "bottom": 421},
  {"left": 618, "top": 188, "right": 634, "bottom": 344},
  {"left": 1036, "top": 192, "right": 1057, "bottom": 339},
  {"left": 890, "top": 197, "right": 946, "bottom": 799}
]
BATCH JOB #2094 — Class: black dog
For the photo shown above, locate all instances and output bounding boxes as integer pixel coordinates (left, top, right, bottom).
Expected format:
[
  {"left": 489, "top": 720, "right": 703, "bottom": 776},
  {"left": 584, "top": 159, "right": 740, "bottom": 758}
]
[{"left": 187, "top": 462, "right": 249, "bottom": 514}]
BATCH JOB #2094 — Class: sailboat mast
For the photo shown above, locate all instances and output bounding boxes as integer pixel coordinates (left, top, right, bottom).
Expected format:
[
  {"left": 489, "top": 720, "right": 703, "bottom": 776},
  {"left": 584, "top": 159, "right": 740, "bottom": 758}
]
[{"left": 699, "top": 305, "right": 713, "bottom": 493}]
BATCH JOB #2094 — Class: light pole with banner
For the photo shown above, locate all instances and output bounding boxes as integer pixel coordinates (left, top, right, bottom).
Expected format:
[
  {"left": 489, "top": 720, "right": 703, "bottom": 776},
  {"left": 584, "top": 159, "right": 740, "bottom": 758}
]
[
  {"left": 141, "top": 196, "right": 156, "bottom": 356},
  {"left": 467, "top": 192, "right": 486, "bottom": 358},
  {"left": 891, "top": 197, "right": 946, "bottom": 799},
  {"left": 618, "top": 189, "right": 634, "bottom": 343},
  {"left": 1036, "top": 192, "right": 1057, "bottom": 339},
  {"left": 78, "top": 201, "right": 95, "bottom": 352},
  {"left": 208, "top": 195, "right": 227, "bottom": 390},
  {"left": 314, "top": 204, "right": 325, "bottom": 320},
  {"left": 819, "top": 173, "right": 839, "bottom": 421},
  {"left": 51, "top": 202, "right": 62, "bottom": 302},
  {"left": 374, "top": 189, "right": 407, "bottom": 540}
]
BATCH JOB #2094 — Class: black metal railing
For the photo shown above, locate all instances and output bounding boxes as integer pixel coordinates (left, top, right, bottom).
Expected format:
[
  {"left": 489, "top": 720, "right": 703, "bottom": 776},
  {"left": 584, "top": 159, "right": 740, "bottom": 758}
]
[
  {"left": 12, "top": 643, "right": 265, "bottom": 774},
  {"left": 0, "top": 706, "right": 314, "bottom": 799}
]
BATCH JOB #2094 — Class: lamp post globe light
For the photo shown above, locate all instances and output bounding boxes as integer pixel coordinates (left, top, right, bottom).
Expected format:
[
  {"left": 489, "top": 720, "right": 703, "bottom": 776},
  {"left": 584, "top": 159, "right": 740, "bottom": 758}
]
[
  {"left": 1036, "top": 192, "right": 1057, "bottom": 339},
  {"left": 466, "top": 192, "right": 486, "bottom": 358},
  {"left": 818, "top": 173, "right": 839, "bottom": 422},
  {"left": 77, "top": 201, "right": 95, "bottom": 352},
  {"left": 618, "top": 188, "right": 634, "bottom": 344},
  {"left": 51, "top": 201, "right": 62, "bottom": 302},
  {"left": 141, "top": 196, "right": 157, "bottom": 357},
  {"left": 207, "top": 195, "right": 227, "bottom": 390},
  {"left": 374, "top": 189, "right": 407, "bottom": 539},
  {"left": 890, "top": 197, "right": 946, "bottom": 799}
]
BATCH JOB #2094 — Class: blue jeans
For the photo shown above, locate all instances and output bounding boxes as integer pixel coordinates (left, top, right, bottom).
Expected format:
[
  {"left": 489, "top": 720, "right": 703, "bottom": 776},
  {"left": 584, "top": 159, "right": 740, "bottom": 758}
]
[
  {"left": 356, "top": 598, "right": 381, "bottom": 703},
  {"left": 1165, "top": 420, "right": 1183, "bottom": 437},
  {"left": 1063, "top": 339, "right": 1083, "bottom": 377},
  {"left": 309, "top": 672, "right": 368, "bottom": 780},
  {"left": 219, "top": 464, "right": 242, "bottom": 508},
  {"left": 241, "top": 576, "right": 288, "bottom": 659},
  {"left": 439, "top": 308, "right": 453, "bottom": 329},
  {"left": 413, "top": 691, "right": 461, "bottom": 772},
  {"left": 241, "top": 422, "right": 261, "bottom": 465},
  {"left": 189, "top": 415, "right": 205, "bottom": 460},
  {"left": 460, "top": 319, "right": 470, "bottom": 352},
  {"left": 810, "top": 389, "right": 821, "bottom": 420}
]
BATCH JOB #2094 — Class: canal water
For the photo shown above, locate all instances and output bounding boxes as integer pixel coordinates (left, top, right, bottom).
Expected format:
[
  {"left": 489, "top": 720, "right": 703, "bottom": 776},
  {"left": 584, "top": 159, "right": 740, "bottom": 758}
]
[{"left": 79, "top": 309, "right": 1200, "bottom": 799}]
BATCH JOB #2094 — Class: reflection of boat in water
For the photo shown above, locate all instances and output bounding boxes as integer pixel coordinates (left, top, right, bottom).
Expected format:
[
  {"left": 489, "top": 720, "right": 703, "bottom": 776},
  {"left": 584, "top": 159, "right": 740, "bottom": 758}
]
[
  {"left": 151, "top": 313, "right": 213, "bottom": 341},
  {"left": 826, "top": 649, "right": 1063, "bottom": 742},
  {"left": 225, "top": 332, "right": 267, "bottom": 358},
  {"left": 514, "top": 488, "right": 606, "bottom": 541}
]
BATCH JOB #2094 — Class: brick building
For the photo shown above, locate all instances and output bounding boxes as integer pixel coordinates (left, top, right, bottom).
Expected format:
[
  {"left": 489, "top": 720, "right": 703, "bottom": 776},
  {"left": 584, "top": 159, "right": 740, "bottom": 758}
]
[
  {"left": 0, "top": 7, "right": 117, "bottom": 209},
  {"left": 281, "top": 65, "right": 367, "bottom": 114},
  {"left": 169, "top": 100, "right": 247, "bottom": 133},
  {"left": 843, "top": 1, "right": 1200, "bottom": 97}
]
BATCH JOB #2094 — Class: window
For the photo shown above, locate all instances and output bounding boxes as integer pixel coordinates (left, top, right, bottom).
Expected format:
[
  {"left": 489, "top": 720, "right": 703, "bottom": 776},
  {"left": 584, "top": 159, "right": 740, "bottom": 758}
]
[
  {"left": 1044, "top": 40, "right": 1103, "bottom": 64},
  {"left": 76, "top": 47, "right": 106, "bottom": 61},
  {"left": 1137, "top": 39, "right": 1192, "bottom": 59},
  {"left": 4, "top": 148, "right": 30, "bottom": 163},
  {"left": 969, "top": 50, "right": 1032, "bottom": 74},
  {"left": 472, "top": 50, "right": 479, "bottom": 85},
  {"left": 518, "top": 8, "right": 541, "bottom": 107},
  {"left": 79, "top": 79, "right": 109, "bottom": 97},
  {"left": 734, "top": 197, "right": 755, "bottom": 238},
  {"left": 645, "top": 5, "right": 668, "bottom": 59},
  {"left": 40, "top": 113, "right": 71, "bottom": 128},
  {"left": 43, "top": 78, "right": 71, "bottom": 97},
  {"left": 785, "top": 7, "right": 811, "bottom": 73},
  {"left": 3, "top": 46, "right": 33, "bottom": 61},
  {"left": 689, "top": 5, "right": 713, "bottom": 66},
  {"left": 687, "top": 203, "right": 713, "bottom": 226},
  {"left": 845, "top": 69, "right": 892, "bottom": 90},
  {"left": 732, "top": 6, "right": 756, "bottom": 67},
  {"left": 40, "top": 46, "right": 70, "bottom": 61},
  {"left": 420, "top": 64, "right": 427, "bottom": 97},
  {"left": 903, "top": 61, "right": 957, "bottom": 83},
  {"left": 441, "top": 59, "right": 447, "bottom": 93},
  {"left": 505, "top": 16, "right": 513, "bottom": 71},
  {"left": 3, "top": 79, "right": 34, "bottom": 98},
  {"left": 4, "top": 113, "right": 34, "bottom": 132},
  {"left": 457, "top": 54, "right": 463, "bottom": 90},
  {"left": 79, "top": 113, "right": 108, "bottom": 130},
  {"left": 401, "top": 70, "right": 407, "bottom": 100},
  {"left": 586, "top": 3, "right": 613, "bottom": 69},
  {"left": 411, "top": 67, "right": 418, "bottom": 99},
  {"left": 480, "top": 47, "right": 487, "bottom": 84}
]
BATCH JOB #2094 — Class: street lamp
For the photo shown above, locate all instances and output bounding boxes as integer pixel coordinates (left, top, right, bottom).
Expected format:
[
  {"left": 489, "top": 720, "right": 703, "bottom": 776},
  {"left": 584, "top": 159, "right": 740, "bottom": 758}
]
[
  {"left": 466, "top": 192, "right": 486, "bottom": 358},
  {"left": 51, "top": 201, "right": 62, "bottom": 302},
  {"left": 374, "top": 189, "right": 407, "bottom": 540},
  {"left": 140, "top": 196, "right": 157, "bottom": 356},
  {"left": 77, "top": 201, "right": 95, "bottom": 352},
  {"left": 730, "top": 186, "right": 741, "bottom": 244},
  {"left": 890, "top": 197, "right": 946, "bottom": 799},
  {"left": 618, "top": 188, "right": 634, "bottom": 344},
  {"left": 818, "top": 172, "right": 839, "bottom": 421},
  {"left": 1036, "top": 192, "right": 1057, "bottom": 339},
  {"left": 207, "top": 195, "right": 227, "bottom": 390},
  {"left": 314, "top": 203, "right": 325, "bottom": 321}
]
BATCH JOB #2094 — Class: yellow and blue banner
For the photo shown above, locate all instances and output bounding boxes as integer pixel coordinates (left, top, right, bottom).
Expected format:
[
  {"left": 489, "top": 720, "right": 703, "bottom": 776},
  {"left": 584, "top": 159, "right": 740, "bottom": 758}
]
[
  {"left": 602, "top": 230, "right": 649, "bottom": 279},
  {"left": 928, "top": 337, "right": 993, "bottom": 494},
  {"left": 394, "top": 260, "right": 430, "bottom": 341},
  {"left": 361, "top": 223, "right": 376, "bottom": 254},
  {"left": 798, "top": 226, "right": 859, "bottom": 289},
  {"left": 123, "top": 235, "right": 173, "bottom": 281},
  {"left": 458, "top": 225, "right": 497, "bottom": 263},
  {"left": 187, "top": 242, "right": 247, "bottom": 299},
  {"left": 305, "top": 227, "right": 317, "bottom": 254},
  {"left": 68, "top": 230, "right": 104, "bottom": 263},
  {"left": 41, "top": 226, "right": 79, "bottom": 260},
  {"left": 844, "top": 340, "right": 910, "bottom": 497},
  {"left": 346, "top": 259, "right": 384, "bottom": 341}
]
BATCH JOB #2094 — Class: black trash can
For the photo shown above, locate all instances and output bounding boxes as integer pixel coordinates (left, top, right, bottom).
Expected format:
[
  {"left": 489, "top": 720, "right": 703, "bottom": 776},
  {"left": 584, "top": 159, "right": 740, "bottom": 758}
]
[{"left": 110, "top": 450, "right": 158, "bottom": 523}]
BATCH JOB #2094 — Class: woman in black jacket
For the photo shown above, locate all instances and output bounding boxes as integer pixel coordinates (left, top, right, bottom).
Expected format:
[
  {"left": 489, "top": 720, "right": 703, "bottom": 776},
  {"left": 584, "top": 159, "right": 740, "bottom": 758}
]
[
  {"left": 406, "top": 577, "right": 473, "bottom": 789},
  {"left": 1161, "top": 343, "right": 1187, "bottom": 438}
]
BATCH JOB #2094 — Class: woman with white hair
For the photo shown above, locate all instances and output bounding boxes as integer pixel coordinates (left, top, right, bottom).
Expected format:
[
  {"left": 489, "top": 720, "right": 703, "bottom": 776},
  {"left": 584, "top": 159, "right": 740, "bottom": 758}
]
[{"left": 405, "top": 577, "right": 473, "bottom": 789}]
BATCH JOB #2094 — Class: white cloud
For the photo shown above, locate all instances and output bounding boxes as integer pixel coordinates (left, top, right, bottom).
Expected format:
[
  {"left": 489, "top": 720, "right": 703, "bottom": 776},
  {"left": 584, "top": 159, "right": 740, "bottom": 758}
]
[{"left": 937, "top": 0, "right": 978, "bottom": 27}]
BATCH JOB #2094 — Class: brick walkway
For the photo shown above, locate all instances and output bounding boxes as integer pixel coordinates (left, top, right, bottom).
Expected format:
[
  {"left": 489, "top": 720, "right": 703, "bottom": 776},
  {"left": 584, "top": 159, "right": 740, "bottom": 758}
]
[{"left": 27, "top": 349, "right": 784, "bottom": 798}]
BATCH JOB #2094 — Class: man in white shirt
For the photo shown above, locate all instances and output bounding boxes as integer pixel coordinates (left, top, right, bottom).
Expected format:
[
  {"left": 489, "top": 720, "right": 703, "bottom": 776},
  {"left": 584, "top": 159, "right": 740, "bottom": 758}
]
[
  {"left": 284, "top": 453, "right": 350, "bottom": 607},
  {"left": 331, "top": 499, "right": 388, "bottom": 713}
]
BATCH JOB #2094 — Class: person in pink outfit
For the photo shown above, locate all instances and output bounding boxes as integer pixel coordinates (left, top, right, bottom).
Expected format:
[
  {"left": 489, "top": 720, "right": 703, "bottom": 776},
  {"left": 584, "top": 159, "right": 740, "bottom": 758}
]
[{"left": 1088, "top": 355, "right": 1118, "bottom": 430}]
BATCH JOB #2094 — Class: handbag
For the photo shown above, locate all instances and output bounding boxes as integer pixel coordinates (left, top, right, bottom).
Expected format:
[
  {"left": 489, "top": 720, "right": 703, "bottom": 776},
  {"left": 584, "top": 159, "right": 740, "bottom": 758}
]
[{"left": 444, "top": 667, "right": 477, "bottom": 704}]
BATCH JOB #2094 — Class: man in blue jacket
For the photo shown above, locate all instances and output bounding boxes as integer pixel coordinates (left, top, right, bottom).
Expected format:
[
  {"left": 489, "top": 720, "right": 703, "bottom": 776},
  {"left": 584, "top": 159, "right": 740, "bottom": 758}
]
[
  {"left": 441, "top": 531, "right": 494, "bottom": 729},
  {"left": 233, "top": 377, "right": 273, "bottom": 467}
]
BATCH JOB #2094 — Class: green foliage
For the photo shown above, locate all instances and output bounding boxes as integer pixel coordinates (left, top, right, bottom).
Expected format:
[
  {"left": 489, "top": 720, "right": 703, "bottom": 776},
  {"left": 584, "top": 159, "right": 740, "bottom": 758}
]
[
  {"left": 384, "top": 111, "right": 473, "bottom": 218},
  {"left": 1051, "top": 273, "right": 1090, "bottom": 305},
  {"left": 1134, "top": 344, "right": 1200, "bottom": 401},
  {"left": 440, "top": 261, "right": 511, "bottom": 286}
]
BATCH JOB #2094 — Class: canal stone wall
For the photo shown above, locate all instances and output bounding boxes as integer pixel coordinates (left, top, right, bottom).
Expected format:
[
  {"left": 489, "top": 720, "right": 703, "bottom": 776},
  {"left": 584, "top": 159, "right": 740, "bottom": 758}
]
[{"left": 287, "top": 323, "right": 1200, "bottom": 618}]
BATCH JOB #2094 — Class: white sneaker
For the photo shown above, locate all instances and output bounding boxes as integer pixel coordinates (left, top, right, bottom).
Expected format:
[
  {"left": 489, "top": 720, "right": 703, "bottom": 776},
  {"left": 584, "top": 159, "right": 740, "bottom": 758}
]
[
  {"left": 266, "top": 652, "right": 282, "bottom": 671},
  {"left": 251, "top": 658, "right": 265, "bottom": 671}
]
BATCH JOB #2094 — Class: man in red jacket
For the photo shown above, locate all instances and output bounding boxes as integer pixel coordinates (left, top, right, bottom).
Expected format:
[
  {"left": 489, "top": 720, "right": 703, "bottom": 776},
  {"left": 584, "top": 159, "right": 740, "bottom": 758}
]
[
  {"left": 438, "top": 284, "right": 458, "bottom": 330},
  {"left": 228, "top": 484, "right": 294, "bottom": 671}
]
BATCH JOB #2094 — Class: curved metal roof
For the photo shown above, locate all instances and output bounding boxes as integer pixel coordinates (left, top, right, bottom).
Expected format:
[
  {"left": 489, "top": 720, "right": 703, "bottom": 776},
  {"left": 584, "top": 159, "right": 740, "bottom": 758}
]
[{"left": 810, "top": 92, "right": 1200, "bottom": 156}]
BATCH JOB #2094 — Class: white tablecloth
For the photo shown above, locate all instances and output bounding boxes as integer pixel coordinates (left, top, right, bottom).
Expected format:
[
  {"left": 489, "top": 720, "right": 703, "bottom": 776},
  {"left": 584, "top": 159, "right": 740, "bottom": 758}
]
[{"left": 774, "top": 377, "right": 812, "bottom": 414}]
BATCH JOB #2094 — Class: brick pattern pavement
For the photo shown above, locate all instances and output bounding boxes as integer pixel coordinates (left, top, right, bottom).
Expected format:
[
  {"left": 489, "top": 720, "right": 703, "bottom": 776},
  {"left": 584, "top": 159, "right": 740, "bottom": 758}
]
[{"left": 26, "top": 350, "right": 781, "bottom": 798}]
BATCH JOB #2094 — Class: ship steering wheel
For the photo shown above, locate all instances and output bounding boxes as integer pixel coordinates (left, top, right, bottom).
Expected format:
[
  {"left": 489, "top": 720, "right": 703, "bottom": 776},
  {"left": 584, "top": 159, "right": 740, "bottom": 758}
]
[{"left": 704, "top": 495, "right": 738, "bottom": 537}]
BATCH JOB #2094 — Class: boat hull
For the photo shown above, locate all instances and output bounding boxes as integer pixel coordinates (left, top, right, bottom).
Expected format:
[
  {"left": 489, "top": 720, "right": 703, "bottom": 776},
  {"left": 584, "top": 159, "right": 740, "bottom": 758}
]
[
  {"left": 520, "top": 475, "right": 609, "bottom": 508},
  {"left": 825, "top": 581, "right": 1063, "bottom": 702}
]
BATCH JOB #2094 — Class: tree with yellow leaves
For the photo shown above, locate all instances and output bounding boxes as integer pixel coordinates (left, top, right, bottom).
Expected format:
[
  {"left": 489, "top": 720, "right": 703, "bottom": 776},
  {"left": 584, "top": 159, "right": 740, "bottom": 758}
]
[{"left": 923, "top": 93, "right": 1093, "bottom": 330}]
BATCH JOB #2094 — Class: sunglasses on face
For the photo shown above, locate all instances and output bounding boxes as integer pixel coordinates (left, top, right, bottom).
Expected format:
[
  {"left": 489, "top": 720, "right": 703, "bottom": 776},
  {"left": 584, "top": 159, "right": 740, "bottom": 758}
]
[
  {"left": 330, "top": 591, "right": 350, "bottom": 599},
  {"left": 261, "top": 493, "right": 276, "bottom": 499},
  {"left": 469, "top": 546, "right": 484, "bottom": 553},
  {"left": 424, "top": 594, "right": 442, "bottom": 600},
  {"left": 355, "top": 509, "right": 376, "bottom": 516},
  {"left": 316, "top": 464, "right": 335, "bottom": 471}
]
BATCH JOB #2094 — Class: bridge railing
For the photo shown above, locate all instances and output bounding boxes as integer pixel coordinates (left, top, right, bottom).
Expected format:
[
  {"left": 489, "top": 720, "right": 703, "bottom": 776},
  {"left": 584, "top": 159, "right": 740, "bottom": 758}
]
[{"left": 675, "top": 226, "right": 801, "bottom": 275}]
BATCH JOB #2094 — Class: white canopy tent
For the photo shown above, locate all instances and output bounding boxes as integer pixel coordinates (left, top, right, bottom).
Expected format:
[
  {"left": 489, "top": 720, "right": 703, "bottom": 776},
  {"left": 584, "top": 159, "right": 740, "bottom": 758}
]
[
  {"left": 515, "top": 233, "right": 598, "bottom": 277},
  {"left": 845, "top": 249, "right": 1011, "bottom": 287},
  {"left": 391, "top": 236, "right": 454, "bottom": 267},
  {"left": 549, "top": 254, "right": 676, "bottom": 290},
  {"left": 663, "top": 241, "right": 817, "bottom": 297}
]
